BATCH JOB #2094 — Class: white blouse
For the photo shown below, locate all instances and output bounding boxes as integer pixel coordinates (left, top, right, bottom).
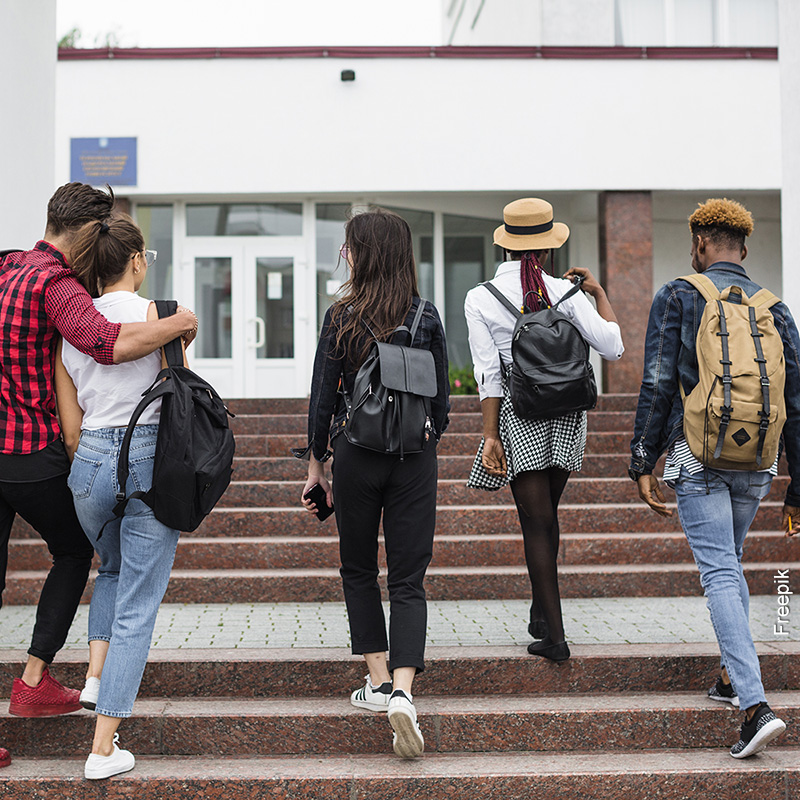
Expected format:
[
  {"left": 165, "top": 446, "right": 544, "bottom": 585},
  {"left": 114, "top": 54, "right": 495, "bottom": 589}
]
[{"left": 464, "top": 261, "right": 625, "bottom": 401}]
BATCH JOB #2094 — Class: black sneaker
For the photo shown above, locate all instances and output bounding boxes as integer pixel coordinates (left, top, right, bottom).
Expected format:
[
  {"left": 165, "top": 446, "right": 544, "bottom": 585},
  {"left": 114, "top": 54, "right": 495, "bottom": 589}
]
[
  {"left": 707, "top": 676, "right": 739, "bottom": 708},
  {"left": 730, "top": 703, "right": 786, "bottom": 758}
]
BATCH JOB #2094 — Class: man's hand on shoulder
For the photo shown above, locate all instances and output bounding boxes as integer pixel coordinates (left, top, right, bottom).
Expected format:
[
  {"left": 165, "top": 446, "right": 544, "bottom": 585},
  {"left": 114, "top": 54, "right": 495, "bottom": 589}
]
[{"left": 636, "top": 474, "right": 673, "bottom": 518}]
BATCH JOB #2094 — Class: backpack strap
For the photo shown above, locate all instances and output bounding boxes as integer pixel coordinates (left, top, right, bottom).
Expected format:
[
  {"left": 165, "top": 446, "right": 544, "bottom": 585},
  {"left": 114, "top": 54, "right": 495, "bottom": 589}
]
[
  {"left": 155, "top": 300, "right": 183, "bottom": 367},
  {"left": 713, "top": 298, "right": 734, "bottom": 461},
  {"left": 407, "top": 299, "right": 427, "bottom": 344},
  {"left": 98, "top": 373, "right": 176, "bottom": 537},
  {"left": 750, "top": 288, "right": 781, "bottom": 309},
  {"left": 679, "top": 273, "right": 722, "bottom": 303},
  {"left": 481, "top": 282, "right": 522, "bottom": 318},
  {"left": 748, "top": 304, "right": 772, "bottom": 467},
  {"left": 550, "top": 276, "right": 585, "bottom": 311}
]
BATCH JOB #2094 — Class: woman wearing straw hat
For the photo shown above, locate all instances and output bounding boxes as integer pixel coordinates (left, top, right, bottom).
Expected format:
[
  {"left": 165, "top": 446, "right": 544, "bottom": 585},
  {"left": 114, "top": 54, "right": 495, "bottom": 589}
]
[{"left": 464, "top": 198, "right": 624, "bottom": 662}]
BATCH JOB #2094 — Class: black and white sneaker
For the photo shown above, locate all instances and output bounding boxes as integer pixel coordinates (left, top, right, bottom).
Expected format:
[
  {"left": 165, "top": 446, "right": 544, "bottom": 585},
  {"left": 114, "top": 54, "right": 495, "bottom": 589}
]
[
  {"left": 350, "top": 676, "right": 393, "bottom": 712},
  {"left": 387, "top": 689, "right": 424, "bottom": 759},
  {"left": 730, "top": 703, "right": 786, "bottom": 758},
  {"left": 707, "top": 676, "right": 739, "bottom": 708}
]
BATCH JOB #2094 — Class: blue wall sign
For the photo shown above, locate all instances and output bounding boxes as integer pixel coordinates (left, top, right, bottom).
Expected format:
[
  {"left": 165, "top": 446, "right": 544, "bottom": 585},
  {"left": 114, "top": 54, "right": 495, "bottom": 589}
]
[{"left": 70, "top": 137, "right": 137, "bottom": 186}]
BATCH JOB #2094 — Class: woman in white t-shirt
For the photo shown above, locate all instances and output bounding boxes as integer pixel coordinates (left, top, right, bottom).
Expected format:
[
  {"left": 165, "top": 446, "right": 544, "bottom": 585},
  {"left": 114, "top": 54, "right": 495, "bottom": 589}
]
[
  {"left": 54, "top": 214, "right": 187, "bottom": 781},
  {"left": 464, "top": 198, "right": 624, "bottom": 663}
]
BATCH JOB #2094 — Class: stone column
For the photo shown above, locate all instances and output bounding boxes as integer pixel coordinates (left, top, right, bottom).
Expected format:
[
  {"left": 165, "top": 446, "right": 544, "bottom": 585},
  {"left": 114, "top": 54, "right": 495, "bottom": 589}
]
[
  {"left": 598, "top": 191, "right": 653, "bottom": 395},
  {"left": 780, "top": 0, "right": 800, "bottom": 316}
]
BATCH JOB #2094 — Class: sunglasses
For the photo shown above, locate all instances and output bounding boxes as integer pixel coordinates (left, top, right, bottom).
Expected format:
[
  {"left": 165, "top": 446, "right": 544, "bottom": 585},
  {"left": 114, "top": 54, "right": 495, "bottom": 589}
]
[
  {"left": 145, "top": 249, "right": 157, "bottom": 268},
  {"left": 339, "top": 243, "right": 349, "bottom": 261}
]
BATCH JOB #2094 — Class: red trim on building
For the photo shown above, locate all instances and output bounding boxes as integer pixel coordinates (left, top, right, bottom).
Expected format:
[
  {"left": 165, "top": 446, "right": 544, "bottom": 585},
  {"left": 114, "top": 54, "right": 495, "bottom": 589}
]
[{"left": 58, "top": 45, "right": 778, "bottom": 62}]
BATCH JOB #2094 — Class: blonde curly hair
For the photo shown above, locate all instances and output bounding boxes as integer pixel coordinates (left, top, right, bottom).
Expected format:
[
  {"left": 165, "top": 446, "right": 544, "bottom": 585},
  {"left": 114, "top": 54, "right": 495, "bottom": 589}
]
[{"left": 688, "top": 198, "right": 754, "bottom": 237}]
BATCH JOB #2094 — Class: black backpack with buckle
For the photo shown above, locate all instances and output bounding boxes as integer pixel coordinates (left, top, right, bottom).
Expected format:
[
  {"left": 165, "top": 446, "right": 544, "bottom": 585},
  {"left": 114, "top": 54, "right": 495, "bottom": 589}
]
[
  {"left": 107, "top": 300, "right": 236, "bottom": 533},
  {"left": 481, "top": 278, "right": 597, "bottom": 420},
  {"left": 343, "top": 300, "right": 438, "bottom": 459}
]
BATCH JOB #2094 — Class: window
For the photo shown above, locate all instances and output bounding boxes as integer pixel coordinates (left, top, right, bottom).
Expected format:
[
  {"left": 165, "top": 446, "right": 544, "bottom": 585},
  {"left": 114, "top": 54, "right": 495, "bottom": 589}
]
[
  {"left": 187, "top": 203, "right": 302, "bottom": 236},
  {"left": 444, "top": 213, "right": 502, "bottom": 368},
  {"left": 614, "top": 0, "right": 777, "bottom": 48},
  {"left": 135, "top": 205, "right": 173, "bottom": 299}
]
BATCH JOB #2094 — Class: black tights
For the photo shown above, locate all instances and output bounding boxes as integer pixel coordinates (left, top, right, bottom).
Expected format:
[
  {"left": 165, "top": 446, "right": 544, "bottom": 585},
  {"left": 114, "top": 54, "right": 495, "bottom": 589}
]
[{"left": 510, "top": 467, "right": 570, "bottom": 644}]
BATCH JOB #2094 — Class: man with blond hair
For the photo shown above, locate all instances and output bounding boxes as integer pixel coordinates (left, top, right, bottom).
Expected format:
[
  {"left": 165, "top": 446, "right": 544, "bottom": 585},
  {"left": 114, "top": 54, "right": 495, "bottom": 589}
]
[{"left": 629, "top": 198, "right": 797, "bottom": 757}]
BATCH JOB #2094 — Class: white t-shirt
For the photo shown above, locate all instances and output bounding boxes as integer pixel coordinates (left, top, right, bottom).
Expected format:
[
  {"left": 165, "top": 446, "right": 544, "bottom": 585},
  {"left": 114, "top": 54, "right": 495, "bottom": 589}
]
[
  {"left": 61, "top": 291, "right": 162, "bottom": 429},
  {"left": 464, "top": 261, "right": 625, "bottom": 401}
]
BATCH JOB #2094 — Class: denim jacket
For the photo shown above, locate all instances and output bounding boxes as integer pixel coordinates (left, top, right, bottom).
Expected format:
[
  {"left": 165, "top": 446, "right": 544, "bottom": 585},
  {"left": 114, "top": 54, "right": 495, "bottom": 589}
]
[
  {"left": 304, "top": 297, "right": 450, "bottom": 462},
  {"left": 630, "top": 262, "right": 800, "bottom": 506}
]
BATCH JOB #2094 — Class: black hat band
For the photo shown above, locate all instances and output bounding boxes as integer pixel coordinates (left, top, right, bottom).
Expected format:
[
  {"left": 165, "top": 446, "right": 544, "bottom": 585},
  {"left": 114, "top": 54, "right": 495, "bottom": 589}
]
[{"left": 504, "top": 220, "right": 554, "bottom": 235}]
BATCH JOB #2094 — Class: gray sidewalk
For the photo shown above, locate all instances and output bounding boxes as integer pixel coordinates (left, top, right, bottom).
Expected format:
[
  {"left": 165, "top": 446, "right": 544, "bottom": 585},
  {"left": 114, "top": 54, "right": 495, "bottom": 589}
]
[{"left": 0, "top": 596, "right": 794, "bottom": 650}]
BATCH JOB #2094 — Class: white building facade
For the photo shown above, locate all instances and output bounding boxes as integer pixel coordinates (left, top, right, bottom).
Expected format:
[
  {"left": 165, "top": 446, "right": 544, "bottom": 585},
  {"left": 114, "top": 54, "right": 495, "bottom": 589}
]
[{"left": 5, "top": 0, "right": 793, "bottom": 398}]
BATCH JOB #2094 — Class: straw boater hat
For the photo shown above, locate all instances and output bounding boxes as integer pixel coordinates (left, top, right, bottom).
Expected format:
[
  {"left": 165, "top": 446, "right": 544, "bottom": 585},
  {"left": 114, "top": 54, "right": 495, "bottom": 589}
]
[{"left": 493, "top": 198, "right": 570, "bottom": 251}]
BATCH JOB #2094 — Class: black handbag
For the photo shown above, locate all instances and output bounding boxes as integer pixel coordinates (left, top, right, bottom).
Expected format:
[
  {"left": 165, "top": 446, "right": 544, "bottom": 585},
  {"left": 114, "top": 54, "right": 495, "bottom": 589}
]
[
  {"left": 482, "top": 279, "right": 597, "bottom": 421},
  {"left": 344, "top": 300, "right": 437, "bottom": 459}
]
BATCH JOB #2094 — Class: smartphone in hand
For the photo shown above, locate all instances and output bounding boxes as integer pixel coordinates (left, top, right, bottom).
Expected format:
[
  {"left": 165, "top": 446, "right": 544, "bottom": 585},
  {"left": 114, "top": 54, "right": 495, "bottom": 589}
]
[{"left": 303, "top": 483, "right": 334, "bottom": 521}]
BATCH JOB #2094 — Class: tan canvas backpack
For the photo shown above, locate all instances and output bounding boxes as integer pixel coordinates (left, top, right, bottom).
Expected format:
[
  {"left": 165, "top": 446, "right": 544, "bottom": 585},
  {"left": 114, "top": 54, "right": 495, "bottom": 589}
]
[{"left": 680, "top": 272, "right": 786, "bottom": 470}]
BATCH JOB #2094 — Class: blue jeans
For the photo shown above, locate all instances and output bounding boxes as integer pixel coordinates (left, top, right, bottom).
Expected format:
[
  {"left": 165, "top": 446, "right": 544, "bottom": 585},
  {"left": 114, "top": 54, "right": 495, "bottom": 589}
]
[
  {"left": 668, "top": 466, "right": 772, "bottom": 710},
  {"left": 68, "top": 426, "right": 179, "bottom": 718}
]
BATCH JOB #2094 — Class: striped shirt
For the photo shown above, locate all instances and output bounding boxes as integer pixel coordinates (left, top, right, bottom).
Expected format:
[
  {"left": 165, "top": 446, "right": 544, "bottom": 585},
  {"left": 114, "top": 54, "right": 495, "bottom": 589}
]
[
  {"left": 0, "top": 242, "right": 121, "bottom": 454},
  {"left": 664, "top": 435, "right": 779, "bottom": 480}
]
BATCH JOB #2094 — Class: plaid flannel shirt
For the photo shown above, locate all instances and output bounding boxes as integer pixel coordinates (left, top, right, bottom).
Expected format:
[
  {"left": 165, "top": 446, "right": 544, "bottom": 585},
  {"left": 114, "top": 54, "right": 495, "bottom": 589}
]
[{"left": 0, "top": 242, "right": 121, "bottom": 454}]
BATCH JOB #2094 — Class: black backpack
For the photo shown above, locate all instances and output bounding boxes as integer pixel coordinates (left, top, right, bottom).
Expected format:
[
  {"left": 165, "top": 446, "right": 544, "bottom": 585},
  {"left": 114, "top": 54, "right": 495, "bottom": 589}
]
[
  {"left": 482, "top": 279, "right": 597, "bottom": 421},
  {"left": 108, "top": 300, "right": 236, "bottom": 532},
  {"left": 344, "top": 300, "right": 438, "bottom": 459}
]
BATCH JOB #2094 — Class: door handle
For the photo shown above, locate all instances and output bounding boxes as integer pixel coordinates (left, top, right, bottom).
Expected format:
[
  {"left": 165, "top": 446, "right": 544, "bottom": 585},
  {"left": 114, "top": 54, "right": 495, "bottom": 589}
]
[{"left": 250, "top": 317, "right": 266, "bottom": 349}]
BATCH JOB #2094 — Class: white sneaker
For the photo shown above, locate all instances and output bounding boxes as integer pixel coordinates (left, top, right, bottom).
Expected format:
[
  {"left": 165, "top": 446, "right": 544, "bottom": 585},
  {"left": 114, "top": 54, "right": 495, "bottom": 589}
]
[
  {"left": 350, "top": 676, "right": 394, "bottom": 712},
  {"left": 387, "top": 690, "right": 424, "bottom": 759},
  {"left": 80, "top": 677, "right": 101, "bottom": 711},
  {"left": 84, "top": 734, "right": 135, "bottom": 780}
]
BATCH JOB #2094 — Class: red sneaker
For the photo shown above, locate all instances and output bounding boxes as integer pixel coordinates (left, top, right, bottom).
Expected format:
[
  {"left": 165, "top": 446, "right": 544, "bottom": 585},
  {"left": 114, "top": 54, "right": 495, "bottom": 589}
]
[
  {"left": 0, "top": 748, "right": 10, "bottom": 768},
  {"left": 9, "top": 668, "right": 82, "bottom": 717}
]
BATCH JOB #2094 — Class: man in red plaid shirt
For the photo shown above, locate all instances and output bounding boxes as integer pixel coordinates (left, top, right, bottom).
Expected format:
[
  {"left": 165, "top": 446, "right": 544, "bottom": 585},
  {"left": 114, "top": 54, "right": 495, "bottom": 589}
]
[{"left": 0, "top": 184, "right": 197, "bottom": 757}]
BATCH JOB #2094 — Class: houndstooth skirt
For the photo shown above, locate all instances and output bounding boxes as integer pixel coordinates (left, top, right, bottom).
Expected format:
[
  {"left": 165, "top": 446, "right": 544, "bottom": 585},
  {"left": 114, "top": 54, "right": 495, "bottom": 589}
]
[{"left": 467, "top": 374, "right": 587, "bottom": 491}]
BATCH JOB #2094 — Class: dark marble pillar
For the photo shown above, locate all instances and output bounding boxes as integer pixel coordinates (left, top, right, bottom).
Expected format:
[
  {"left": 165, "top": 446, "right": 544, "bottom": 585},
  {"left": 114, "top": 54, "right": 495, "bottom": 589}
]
[{"left": 598, "top": 191, "right": 653, "bottom": 395}]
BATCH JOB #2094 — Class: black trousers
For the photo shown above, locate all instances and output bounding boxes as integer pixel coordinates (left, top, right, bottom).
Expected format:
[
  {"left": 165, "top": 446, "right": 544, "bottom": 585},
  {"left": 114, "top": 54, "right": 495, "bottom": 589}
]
[
  {"left": 0, "top": 475, "right": 94, "bottom": 663},
  {"left": 331, "top": 435, "right": 437, "bottom": 673}
]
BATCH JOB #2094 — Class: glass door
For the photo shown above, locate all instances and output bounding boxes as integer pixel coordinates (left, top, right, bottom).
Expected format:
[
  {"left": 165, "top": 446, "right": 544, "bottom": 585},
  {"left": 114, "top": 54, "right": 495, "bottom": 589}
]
[
  {"left": 180, "top": 238, "right": 310, "bottom": 398},
  {"left": 243, "top": 240, "right": 310, "bottom": 397}
]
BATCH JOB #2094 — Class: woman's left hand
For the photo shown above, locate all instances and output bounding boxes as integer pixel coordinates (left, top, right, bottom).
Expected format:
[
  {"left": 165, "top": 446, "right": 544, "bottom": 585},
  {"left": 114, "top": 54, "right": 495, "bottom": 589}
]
[{"left": 563, "top": 267, "right": 604, "bottom": 299}]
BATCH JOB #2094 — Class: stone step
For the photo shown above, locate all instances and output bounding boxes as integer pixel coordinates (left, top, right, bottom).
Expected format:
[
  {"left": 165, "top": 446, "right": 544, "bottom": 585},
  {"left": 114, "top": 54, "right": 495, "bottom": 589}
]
[
  {"left": 2, "top": 691, "right": 799, "bottom": 757},
  {"left": 11, "top": 531, "right": 795, "bottom": 572},
  {"left": 234, "top": 431, "right": 634, "bottom": 458},
  {"left": 225, "top": 393, "right": 641, "bottom": 416},
  {"left": 230, "top": 410, "right": 636, "bottom": 436},
  {"left": 147, "top": 501, "right": 786, "bottom": 539},
  {"left": 231, "top": 453, "right": 790, "bottom": 481},
  {"left": 4, "top": 561, "right": 799, "bottom": 605},
  {"left": 5, "top": 749, "right": 797, "bottom": 798},
  {"left": 231, "top": 453, "right": 648, "bottom": 481},
  {"left": 2, "top": 642, "right": 794, "bottom": 699},
  {"left": 216, "top": 476, "right": 790, "bottom": 508}
]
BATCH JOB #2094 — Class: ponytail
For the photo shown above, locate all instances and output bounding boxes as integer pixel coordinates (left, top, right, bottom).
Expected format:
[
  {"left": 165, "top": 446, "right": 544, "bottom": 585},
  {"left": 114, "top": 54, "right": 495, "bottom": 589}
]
[
  {"left": 519, "top": 250, "right": 552, "bottom": 311},
  {"left": 70, "top": 214, "right": 144, "bottom": 297}
]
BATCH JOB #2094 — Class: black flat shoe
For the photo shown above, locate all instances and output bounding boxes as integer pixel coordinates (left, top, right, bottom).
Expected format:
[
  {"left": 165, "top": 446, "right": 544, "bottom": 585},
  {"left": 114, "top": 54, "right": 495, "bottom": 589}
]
[
  {"left": 527, "top": 639, "right": 570, "bottom": 662},
  {"left": 528, "top": 619, "right": 548, "bottom": 640}
]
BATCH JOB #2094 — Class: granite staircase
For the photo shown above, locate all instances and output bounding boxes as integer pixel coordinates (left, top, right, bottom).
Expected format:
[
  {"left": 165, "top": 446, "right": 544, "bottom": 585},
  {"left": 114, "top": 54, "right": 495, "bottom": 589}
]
[{"left": 0, "top": 394, "right": 798, "bottom": 797}]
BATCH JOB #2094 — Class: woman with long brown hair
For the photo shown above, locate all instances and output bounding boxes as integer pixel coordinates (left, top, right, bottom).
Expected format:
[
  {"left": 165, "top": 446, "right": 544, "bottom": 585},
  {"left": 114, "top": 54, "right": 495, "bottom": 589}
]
[
  {"left": 299, "top": 207, "right": 449, "bottom": 759},
  {"left": 465, "top": 198, "right": 623, "bottom": 662}
]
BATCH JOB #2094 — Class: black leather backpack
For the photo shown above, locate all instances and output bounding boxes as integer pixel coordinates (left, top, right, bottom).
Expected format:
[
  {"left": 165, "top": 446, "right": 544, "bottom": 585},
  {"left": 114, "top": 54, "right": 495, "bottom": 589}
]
[
  {"left": 107, "top": 301, "right": 235, "bottom": 533},
  {"left": 482, "top": 278, "right": 597, "bottom": 420},
  {"left": 344, "top": 300, "right": 437, "bottom": 459}
]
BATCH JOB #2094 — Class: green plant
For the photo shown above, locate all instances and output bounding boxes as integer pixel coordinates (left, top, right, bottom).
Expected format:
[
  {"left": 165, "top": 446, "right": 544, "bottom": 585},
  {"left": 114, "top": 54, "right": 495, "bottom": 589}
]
[{"left": 449, "top": 365, "right": 478, "bottom": 395}]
